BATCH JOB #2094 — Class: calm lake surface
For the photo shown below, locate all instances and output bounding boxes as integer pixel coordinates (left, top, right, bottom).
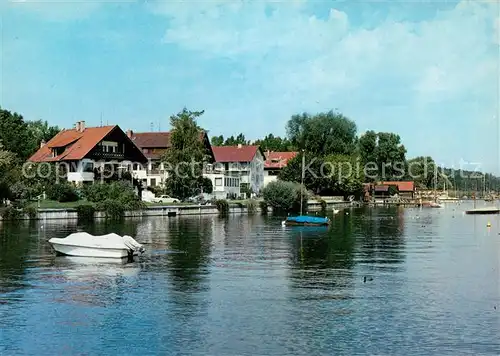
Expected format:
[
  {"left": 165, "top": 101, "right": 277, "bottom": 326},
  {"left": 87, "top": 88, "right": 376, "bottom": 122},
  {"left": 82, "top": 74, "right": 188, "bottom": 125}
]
[{"left": 1, "top": 203, "right": 499, "bottom": 355}]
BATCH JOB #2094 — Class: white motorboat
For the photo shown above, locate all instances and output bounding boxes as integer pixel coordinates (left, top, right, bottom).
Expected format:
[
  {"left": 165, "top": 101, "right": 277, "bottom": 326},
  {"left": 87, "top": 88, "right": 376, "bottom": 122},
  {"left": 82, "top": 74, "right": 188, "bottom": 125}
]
[{"left": 48, "top": 232, "right": 145, "bottom": 259}]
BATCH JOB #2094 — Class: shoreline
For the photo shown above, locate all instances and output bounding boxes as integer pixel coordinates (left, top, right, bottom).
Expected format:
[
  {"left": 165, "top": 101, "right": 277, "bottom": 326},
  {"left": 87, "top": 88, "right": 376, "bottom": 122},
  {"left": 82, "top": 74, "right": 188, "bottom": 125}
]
[{"left": 0, "top": 200, "right": 352, "bottom": 221}]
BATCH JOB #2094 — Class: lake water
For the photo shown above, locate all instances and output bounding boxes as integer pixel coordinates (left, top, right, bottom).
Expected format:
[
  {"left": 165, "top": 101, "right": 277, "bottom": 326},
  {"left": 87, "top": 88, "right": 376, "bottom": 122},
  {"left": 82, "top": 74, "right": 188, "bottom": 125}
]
[{"left": 1, "top": 203, "right": 499, "bottom": 355}]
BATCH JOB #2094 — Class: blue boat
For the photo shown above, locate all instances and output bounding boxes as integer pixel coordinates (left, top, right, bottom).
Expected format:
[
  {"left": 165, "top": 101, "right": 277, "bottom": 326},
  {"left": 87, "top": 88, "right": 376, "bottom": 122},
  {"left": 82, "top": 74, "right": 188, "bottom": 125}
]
[{"left": 283, "top": 215, "right": 330, "bottom": 226}]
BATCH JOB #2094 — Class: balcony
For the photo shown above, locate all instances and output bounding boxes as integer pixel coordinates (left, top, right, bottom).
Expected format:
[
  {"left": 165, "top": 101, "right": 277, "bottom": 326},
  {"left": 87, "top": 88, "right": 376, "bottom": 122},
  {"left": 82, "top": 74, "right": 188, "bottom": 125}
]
[
  {"left": 92, "top": 150, "right": 125, "bottom": 160},
  {"left": 147, "top": 169, "right": 165, "bottom": 175}
]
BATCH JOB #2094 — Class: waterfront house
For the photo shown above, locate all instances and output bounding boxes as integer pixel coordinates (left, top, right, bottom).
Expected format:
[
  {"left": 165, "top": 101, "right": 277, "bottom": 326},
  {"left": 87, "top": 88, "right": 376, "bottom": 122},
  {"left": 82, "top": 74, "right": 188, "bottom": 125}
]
[
  {"left": 204, "top": 144, "right": 265, "bottom": 199},
  {"left": 127, "top": 130, "right": 214, "bottom": 188},
  {"left": 263, "top": 151, "right": 297, "bottom": 187},
  {"left": 382, "top": 181, "right": 415, "bottom": 199},
  {"left": 373, "top": 185, "right": 396, "bottom": 199},
  {"left": 28, "top": 121, "right": 147, "bottom": 185}
]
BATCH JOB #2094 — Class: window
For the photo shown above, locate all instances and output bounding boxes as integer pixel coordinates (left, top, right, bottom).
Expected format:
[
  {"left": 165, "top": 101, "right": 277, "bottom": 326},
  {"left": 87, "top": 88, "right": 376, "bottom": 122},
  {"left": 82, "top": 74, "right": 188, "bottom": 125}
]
[
  {"left": 224, "top": 178, "right": 228, "bottom": 186},
  {"left": 83, "top": 162, "right": 94, "bottom": 173},
  {"left": 215, "top": 178, "right": 222, "bottom": 186},
  {"left": 150, "top": 178, "right": 156, "bottom": 187}
]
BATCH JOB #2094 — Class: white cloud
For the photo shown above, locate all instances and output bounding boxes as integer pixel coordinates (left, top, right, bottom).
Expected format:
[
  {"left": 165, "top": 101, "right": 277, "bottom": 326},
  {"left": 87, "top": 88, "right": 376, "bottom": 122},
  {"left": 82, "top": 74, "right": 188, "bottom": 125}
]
[
  {"left": 151, "top": 0, "right": 499, "bottom": 170},
  {"left": 153, "top": 0, "right": 498, "bottom": 105}
]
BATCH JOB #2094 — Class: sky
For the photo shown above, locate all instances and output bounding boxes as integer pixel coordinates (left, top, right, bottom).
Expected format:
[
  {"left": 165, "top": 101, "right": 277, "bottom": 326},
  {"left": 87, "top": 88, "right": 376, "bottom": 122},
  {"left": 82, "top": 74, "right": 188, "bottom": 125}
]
[{"left": 1, "top": 0, "right": 499, "bottom": 172}]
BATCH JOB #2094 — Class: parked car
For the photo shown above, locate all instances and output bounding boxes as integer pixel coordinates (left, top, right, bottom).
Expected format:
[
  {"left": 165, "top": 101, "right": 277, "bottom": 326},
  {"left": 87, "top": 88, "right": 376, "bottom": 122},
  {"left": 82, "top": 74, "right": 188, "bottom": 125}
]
[
  {"left": 153, "top": 195, "right": 180, "bottom": 204},
  {"left": 184, "top": 195, "right": 211, "bottom": 205}
]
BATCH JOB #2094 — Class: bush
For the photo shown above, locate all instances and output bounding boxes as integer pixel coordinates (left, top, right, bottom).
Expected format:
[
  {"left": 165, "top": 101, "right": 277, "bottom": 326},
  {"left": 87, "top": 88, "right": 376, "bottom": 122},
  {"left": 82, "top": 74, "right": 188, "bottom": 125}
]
[
  {"left": 75, "top": 204, "right": 95, "bottom": 221},
  {"left": 97, "top": 199, "right": 124, "bottom": 220},
  {"left": 262, "top": 180, "right": 308, "bottom": 213},
  {"left": 246, "top": 199, "right": 257, "bottom": 213},
  {"left": 0, "top": 206, "right": 24, "bottom": 220},
  {"left": 82, "top": 181, "right": 144, "bottom": 211},
  {"left": 82, "top": 184, "right": 109, "bottom": 203},
  {"left": 259, "top": 200, "right": 268, "bottom": 214},
  {"left": 319, "top": 198, "right": 327, "bottom": 212},
  {"left": 23, "top": 206, "right": 37, "bottom": 219},
  {"left": 215, "top": 199, "right": 229, "bottom": 215},
  {"left": 46, "top": 183, "right": 79, "bottom": 202}
]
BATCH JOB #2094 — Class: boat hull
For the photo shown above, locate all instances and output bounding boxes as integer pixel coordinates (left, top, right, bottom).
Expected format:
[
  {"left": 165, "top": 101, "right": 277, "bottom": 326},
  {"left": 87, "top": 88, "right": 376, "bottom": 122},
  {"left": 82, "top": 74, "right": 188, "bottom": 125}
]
[
  {"left": 50, "top": 242, "right": 132, "bottom": 259},
  {"left": 284, "top": 220, "right": 329, "bottom": 226}
]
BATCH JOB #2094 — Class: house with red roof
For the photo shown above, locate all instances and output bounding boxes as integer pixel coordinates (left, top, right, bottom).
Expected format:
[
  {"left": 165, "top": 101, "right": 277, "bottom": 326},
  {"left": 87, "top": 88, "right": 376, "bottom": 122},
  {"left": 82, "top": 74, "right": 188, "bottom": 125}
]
[
  {"left": 126, "top": 129, "right": 214, "bottom": 188},
  {"left": 28, "top": 121, "right": 147, "bottom": 185},
  {"left": 263, "top": 151, "right": 297, "bottom": 186},
  {"left": 381, "top": 181, "right": 415, "bottom": 199},
  {"left": 205, "top": 144, "right": 265, "bottom": 199}
]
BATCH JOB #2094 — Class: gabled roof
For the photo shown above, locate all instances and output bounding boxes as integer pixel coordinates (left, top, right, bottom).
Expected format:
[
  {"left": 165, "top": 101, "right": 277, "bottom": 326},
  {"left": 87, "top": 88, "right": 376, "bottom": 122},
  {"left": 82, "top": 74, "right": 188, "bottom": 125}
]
[
  {"left": 130, "top": 132, "right": 171, "bottom": 149},
  {"left": 29, "top": 126, "right": 117, "bottom": 162},
  {"left": 382, "top": 181, "right": 415, "bottom": 192},
  {"left": 212, "top": 145, "right": 264, "bottom": 163},
  {"left": 129, "top": 131, "right": 214, "bottom": 161},
  {"left": 264, "top": 151, "right": 297, "bottom": 169}
]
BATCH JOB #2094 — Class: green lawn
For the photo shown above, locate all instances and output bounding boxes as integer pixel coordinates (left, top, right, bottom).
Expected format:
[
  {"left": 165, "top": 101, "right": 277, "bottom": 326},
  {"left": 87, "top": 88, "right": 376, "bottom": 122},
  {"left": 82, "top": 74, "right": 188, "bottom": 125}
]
[{"left": 29, "top": 200, "right": 95, "bottom": 209}]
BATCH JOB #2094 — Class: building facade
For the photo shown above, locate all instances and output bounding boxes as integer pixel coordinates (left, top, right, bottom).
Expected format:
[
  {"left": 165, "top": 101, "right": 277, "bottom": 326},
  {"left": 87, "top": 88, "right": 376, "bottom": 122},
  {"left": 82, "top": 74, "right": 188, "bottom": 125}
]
[
  {"left": 204, "top": 144, "right": 265, "bottom": 199},
  {"left": 127, "top": 130, "right": 214, "bottom": 188},
  {"left": 29, "top": 121, "right": 147, "bottom": 185},
  {"left": 263, "top": 151, "right": 297, "bottom": 186}
]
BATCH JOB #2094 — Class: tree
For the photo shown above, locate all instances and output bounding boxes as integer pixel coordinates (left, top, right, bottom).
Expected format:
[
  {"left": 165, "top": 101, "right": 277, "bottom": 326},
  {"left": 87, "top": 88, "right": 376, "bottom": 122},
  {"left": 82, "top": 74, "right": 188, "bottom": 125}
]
[
  {"left": 286, "top": 110, "right": 357, "bottom": 156},
  {"left": 278, "top": 151, "right": 363, "bottom": 197},
  {"left": 26, "top": 120, "right": 60, "bottom": 156},
  {"left": 0, "top": 142, "right": 17, "bottom": 202},
  {"left": 211, "top": 135, "right": 224, "bottom": 146},
  {"left": 162, "top": 108, "right": 212, "bottom": 200},
  {"left": 262, "top": 180, "right": 308, "bottom": 213},
  {"left": 253, "top": 134, "right": 293, "bottom": 152},
  {"left": 357, "top": 131, "right": 407, "bottom": 181},
  {"left": 223, "top": 133, "right": 249, "bottom": 146},
  {"left": 358, "top": 130, "right": 377, "bottom": 168},
  {"left": 375, "top": 132, "right": 407, "bottom": 181},
  {"left": 0, "top": 108, "right": 59, "bottom": 161}
]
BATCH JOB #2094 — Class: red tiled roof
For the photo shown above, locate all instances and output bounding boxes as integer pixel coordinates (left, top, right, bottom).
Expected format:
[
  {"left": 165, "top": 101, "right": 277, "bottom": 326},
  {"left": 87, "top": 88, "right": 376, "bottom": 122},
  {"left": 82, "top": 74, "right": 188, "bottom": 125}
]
[
  {"left": 264, "top": 151, "right": 297, "bottom": 169},
  {"left": 374, "top": 185, "right": 390, "bottom": 192},
  {"left": 212, "top": 145, "right": 262, "bottom": 163},
  {"left": 29, "top": 126, "right": 117, "bottom": 162},
  {"left": 130, "top": 132, "right": 171, "bottom": 149},
  {"left": 129, "top": 131, "right": 213, "bottom": 161},
  {"left": 382, "top": 181, "right": 415, "bottom": 192}
]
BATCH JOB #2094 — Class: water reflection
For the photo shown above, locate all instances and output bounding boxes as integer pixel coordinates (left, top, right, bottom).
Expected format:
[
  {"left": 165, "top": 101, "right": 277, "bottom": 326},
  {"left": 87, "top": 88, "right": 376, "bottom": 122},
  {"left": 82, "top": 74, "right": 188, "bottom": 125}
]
[
  {"left": 354, "top": 206, "right": 406, "bottom": 272},
  {"left": 0, "top": 223, "right": 33, "bottom": 295},
  {"left": 0, "top": 203, "right": 499, "bottom": 355}
]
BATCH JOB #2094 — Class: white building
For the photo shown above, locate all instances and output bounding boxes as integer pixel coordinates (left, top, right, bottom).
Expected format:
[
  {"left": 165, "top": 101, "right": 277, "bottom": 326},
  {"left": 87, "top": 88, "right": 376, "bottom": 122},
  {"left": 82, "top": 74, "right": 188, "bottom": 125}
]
[
  {"left": 28, "top": 121, "right": 148, "bottom": 185},
  {"left": 204, "top": 144, "right": 265, "bottom": 199},
  {"left": 126, "top": 130, "right": 215, "bottom": 188},
  {"left": 263, "top": 151, "right": 297, "bottom": 187}
]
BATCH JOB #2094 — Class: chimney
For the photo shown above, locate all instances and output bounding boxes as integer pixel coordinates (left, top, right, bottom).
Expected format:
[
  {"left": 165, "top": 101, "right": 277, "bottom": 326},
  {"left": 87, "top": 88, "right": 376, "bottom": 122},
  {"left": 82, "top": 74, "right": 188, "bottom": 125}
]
[
  {"left": 80, "top": 121, "right": 85, "bottom": 132},
  {"left": 126, "top": 129, "right": 133, "bottom": 138},
  {"left": 237, "top": 143, "right": 242, "bottom": 149},
  {"left": 75, "top": 121, "right": 80, "bottom": 131},
  {"left": 40, "top": 139, "right": 46, "bottom": 148}
]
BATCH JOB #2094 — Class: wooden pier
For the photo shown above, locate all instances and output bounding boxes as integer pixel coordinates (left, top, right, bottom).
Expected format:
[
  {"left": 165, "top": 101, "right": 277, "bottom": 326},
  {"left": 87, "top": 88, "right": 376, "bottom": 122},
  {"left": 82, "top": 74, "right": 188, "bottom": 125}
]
[{"left": 465, "top": 207, "right": 500, "bottom": 215}]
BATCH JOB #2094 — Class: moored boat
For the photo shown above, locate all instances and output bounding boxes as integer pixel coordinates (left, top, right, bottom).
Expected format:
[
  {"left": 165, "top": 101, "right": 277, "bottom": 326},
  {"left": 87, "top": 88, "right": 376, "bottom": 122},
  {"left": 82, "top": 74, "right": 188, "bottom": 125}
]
[
  {"left": 48, "top": 232, "right": 145, "bottom": 259},
  {"left": 282, "top": 215, "right": 330, "bottom": 226}
]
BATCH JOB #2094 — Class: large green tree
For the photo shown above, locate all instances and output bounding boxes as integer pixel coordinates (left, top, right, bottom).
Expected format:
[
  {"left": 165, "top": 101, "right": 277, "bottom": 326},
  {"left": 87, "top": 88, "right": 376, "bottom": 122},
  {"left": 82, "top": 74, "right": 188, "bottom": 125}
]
[
  {"left": 211, "top": 135, "right": 224, "bottom": 146},
  {"left": 0, "top": 143, "right": 17, "bottom": 202},
  {"left": 0, "top": 108, "right": 59, "bottom": 161},
  {"left": 279, "top": 151, "right": 363, "bottom": 197},
  {"left": 358, "top": 131, "right": 407, "bottom": 181},
  {"left": 253, "top": 134, "right": 293, "bottom": 152},
  {"left": 286, "top": 110, "right": 357, "bottom": 156},
  {"left": 162, "top": 108, "right": 212, "bottom": 199}
]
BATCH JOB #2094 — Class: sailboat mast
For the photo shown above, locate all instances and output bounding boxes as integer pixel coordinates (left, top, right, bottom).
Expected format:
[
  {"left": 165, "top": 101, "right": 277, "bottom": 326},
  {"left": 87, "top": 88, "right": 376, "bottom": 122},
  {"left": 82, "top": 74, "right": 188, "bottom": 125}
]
[{"left": 300, "top": 150, "right": 305, "bottom": 215}]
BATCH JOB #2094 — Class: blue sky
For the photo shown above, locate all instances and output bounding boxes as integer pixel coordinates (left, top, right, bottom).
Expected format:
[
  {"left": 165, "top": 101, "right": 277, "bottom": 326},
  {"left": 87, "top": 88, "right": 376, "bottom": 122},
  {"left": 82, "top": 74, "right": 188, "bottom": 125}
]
[{"left": 1, "top": 0, "right": 499, "bottom": 172}]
